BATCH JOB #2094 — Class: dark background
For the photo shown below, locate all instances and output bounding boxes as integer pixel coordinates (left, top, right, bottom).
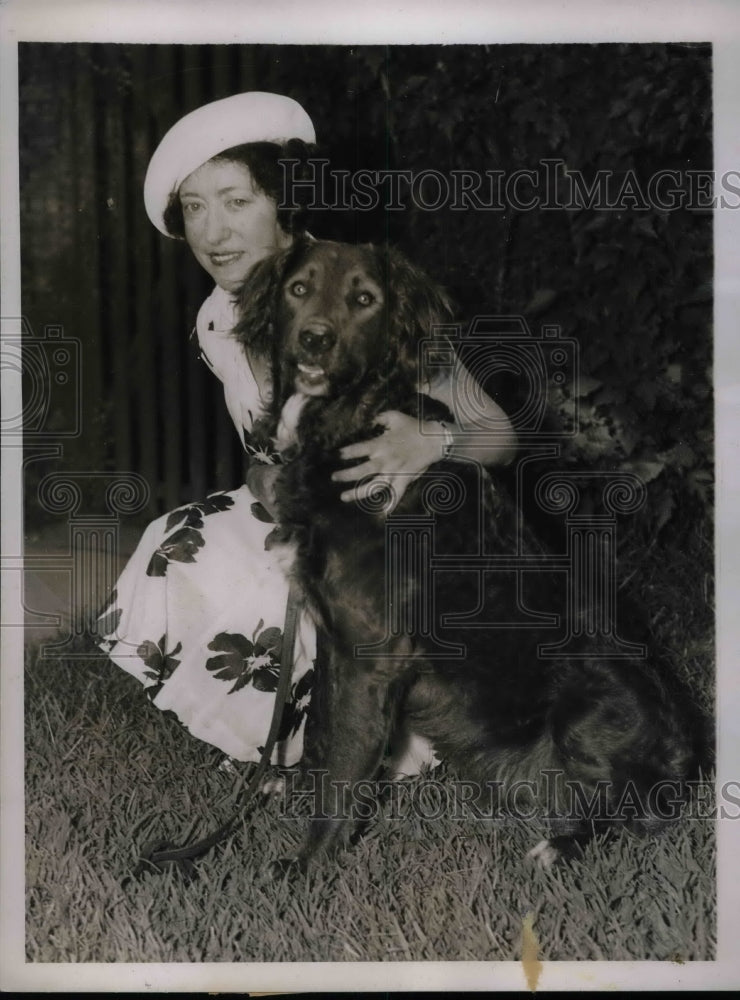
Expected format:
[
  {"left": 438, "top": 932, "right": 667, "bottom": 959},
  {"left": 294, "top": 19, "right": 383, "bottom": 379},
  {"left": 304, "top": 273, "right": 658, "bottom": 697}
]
[{"left": 19, "top": 42, "right": 712, "bottom": 543}]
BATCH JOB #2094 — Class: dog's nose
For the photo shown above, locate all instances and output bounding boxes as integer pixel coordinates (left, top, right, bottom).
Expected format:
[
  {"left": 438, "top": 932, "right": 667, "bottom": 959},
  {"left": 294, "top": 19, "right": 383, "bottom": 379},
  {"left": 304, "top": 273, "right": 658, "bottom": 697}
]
[{"left": 298, "top": 325, "right": 337, "bottom": 353}]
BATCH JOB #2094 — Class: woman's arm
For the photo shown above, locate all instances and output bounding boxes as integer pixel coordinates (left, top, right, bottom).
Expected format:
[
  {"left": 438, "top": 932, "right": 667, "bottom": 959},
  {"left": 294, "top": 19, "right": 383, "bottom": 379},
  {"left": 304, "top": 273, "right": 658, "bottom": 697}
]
[
  {"left": 332, "top": 358, "right": 518, "bottom": 505},
  {"left": 423, "top": 357, "right": 518, "bottom": 466}
]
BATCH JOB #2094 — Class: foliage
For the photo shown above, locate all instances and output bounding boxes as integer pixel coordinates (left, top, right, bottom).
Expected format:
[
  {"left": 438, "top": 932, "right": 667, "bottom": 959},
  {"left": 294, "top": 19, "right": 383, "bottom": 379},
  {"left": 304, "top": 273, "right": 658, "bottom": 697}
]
[
  {"left": 347, "top": 43, "right": 713, "bottom": 540},
  {"left": 262, "top": 42, "right": 713, "bottom": 539}
]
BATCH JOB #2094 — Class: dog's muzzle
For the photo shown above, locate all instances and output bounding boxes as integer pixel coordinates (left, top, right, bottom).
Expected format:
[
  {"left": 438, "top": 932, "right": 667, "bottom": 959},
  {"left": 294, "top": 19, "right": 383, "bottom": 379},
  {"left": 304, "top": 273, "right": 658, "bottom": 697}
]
[
  {"left": 298, "top": 323, "right": 337, "bottom": 355},
  {"left": 293, "top": 322, "right": 337, "bottom": 395}
]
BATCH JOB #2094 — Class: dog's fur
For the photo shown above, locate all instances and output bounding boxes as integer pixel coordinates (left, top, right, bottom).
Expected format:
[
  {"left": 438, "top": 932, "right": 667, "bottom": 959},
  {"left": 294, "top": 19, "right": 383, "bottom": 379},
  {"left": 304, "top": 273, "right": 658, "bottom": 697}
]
[{"left": 236, "top": 238, "right": 696, "bottom": 870}]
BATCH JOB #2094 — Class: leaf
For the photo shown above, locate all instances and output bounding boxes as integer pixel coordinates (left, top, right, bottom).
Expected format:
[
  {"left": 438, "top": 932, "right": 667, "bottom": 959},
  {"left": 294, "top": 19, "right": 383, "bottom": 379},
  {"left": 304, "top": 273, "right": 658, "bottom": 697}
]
[
  {"left": 201, "top": 493, "right": 236, "bottom": 516},
  {"left": 659, "top": 441, "right": 696, "bottom": 468},
  {"left": 656, "top": 490, "right": 676, "bottom": 532},
  {"left": 207, "top": 632, "right": 254, "bottom": 658},
  {"left": 229, "top": 672, "right": 254, "bottom": 694},
  {"left": 137, "top": 639, "right": 162, "bottom": 671},
  {"left": 159, "top": 527, "right": 206, "bottom": 564},
  {"left": 622, "top": 459, "right": 665, "bottom": 484},
  {"left": 145, "top": 551, "right": 169, "bottom": 577},
  {"left": 277, "top": 700, "right": 306, "bottom": 741},
  {"left": 164, "top": 507, "right": 190, "bottom": 533},
  {"left": 294, "top": 668, "right": 315, "bottom": 703},
  {"left": 162, "top": 641, "right": 182, "bottom": 679},
  {"left": 255, "top": 627, "right": 283, "bottom": 657},
  {"left": 165, "top": 504, "right": 203, "bottom": 532},
  {"left": 593, "top": 385, "right": 626, "bottom": 408},
  {"left": 252, "top": 666, "right": 280, "bottom": 693},
  {"left": 205, "top": 656, "right": 245, "bottom": 682},
  {"left": 617, "top": 423, "right": 640, "bottom": 458},
  {"left": 524, "top": 288, "right": 557, "bottom": 315},
  {"left": 574, "top": 375, "right": 602, "bottom": 398}
]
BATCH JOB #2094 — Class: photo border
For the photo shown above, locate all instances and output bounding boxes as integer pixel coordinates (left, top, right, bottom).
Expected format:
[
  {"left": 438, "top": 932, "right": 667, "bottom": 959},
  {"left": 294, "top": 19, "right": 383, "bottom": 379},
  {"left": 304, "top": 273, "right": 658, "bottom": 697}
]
[{"left": 2, "top": 0, "right": 739, "bottom": 991}]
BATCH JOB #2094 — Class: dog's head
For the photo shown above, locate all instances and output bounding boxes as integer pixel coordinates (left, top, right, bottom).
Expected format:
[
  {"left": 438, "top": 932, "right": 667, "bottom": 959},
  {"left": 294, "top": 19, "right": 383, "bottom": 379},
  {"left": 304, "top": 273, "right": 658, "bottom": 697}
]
[{"left": 235, "top": 238, "right": 454, "bottom": 407}]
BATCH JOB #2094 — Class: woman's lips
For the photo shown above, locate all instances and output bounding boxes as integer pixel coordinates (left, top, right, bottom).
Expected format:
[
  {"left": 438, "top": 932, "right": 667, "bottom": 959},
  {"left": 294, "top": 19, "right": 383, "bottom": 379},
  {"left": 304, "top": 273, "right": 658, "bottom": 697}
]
[{"left": 208, "top": 251, "right": 244, "bottom": 266}]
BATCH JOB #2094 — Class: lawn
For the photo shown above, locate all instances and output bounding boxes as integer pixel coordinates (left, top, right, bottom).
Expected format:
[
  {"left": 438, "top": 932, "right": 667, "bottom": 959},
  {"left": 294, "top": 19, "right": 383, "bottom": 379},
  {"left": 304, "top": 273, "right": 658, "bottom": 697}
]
[{"left": 25, "top": 536, "right": 716, "bottom": 967}]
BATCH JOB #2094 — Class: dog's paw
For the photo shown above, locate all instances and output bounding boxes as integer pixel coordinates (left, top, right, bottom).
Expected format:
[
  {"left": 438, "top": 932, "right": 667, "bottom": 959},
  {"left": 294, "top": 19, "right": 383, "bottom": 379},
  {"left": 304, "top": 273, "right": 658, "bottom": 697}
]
[
  {"left": 526, "top": 838, "right": 562, "bottom": 869},
  {"left": 527, "top": 835, "right": 586, "bottom": 868},
  {"left": 260, "top": 774, "right": 286, "bottom": 798}
]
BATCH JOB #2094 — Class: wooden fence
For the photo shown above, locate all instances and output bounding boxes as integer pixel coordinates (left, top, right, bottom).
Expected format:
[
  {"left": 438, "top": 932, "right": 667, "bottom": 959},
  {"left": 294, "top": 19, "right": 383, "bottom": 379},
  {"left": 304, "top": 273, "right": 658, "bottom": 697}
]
[{"left": 20, "top": 43, "right": 297, "bottom": 520}]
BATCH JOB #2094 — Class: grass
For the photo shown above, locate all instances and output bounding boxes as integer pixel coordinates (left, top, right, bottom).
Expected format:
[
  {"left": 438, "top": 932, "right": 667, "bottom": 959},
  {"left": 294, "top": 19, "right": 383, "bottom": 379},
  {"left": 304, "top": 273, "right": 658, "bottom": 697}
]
[
  {"left": 24, "top": 510, "right": 715, "bottom": 963},
  {"left": 25, "top": 629, "right": 715, "bottom": 964}
]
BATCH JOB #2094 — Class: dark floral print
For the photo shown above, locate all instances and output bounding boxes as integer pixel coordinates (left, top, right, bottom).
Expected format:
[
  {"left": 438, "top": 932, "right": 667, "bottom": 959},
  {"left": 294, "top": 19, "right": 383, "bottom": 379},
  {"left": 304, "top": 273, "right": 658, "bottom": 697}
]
[
  {"left": 164, "top": 492, "right": 235, "bottom": 534},
  {"left": 276, "top": 667, "right": 315, "bottom": 742},
  {"left": 146, "top": 526, "right": 205, "bottom": 576},
  {"left": 205, "top": 619, "right": 284, "bottom": 695},
  {"left": 99, "top": 481, "right": 322, "bottom": 768},
  {"left": 250, "top": 501, "right": 275, "bottom": 524},
  {"left": 137, "top": 633, "right": 183, "bottom": 700},
  {"left": 145, "top": 493, "right": 236, "bottom": 576}
]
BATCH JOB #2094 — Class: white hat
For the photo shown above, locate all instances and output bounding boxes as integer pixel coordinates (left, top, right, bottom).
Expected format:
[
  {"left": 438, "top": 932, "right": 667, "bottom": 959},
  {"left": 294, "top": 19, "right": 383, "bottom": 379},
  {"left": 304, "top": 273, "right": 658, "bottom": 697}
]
[{"left": 144, "top": 91, "right": 316, "bottom": 236}]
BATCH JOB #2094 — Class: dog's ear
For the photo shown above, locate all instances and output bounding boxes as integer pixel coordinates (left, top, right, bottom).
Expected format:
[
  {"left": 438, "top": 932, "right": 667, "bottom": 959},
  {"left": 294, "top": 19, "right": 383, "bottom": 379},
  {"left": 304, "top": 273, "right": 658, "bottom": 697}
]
[
  {"left": 378, "top": 246, "right": 455, "bottom": 385},
  {"left": 233, "top": 238, "right": 309, "bottom": 358}
]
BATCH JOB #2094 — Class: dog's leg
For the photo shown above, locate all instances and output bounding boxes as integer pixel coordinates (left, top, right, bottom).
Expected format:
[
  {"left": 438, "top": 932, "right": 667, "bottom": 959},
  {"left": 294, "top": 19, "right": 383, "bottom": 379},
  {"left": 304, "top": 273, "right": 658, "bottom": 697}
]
[
  {"left": 300, "top": 651, "right": 399, "bottom": 863},
  {"left": 272, "top": 647, "right": 405, "bottom": 876},
  {"left": 405, "top": 655, "right": 691, "bottom": 866},
  {"left": 403, "top": 668, "right": 604, "bottom": 865}
]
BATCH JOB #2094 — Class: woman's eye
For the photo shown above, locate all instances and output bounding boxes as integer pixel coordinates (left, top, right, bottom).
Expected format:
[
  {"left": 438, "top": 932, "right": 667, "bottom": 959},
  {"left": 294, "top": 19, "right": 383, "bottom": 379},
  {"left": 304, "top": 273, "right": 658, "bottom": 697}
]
[
  {"left": 291, "top": 281, "right": 308, "bottom": 296},
  {"left": 182, "top": 202, "right": 203, "bottom": 215},
  {"left": 356, "top": 291, "right": 375, "bottom": 306},
  {"left": 228, "top": 198, "right": 251, "bottom": 209}
]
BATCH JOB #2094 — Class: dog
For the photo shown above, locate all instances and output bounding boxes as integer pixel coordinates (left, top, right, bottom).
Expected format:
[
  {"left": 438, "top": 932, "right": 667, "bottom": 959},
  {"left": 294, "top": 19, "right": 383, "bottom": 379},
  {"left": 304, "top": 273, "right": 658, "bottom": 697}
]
[{"left": 236, "top": 238, "right": 695, "bottom": 872}]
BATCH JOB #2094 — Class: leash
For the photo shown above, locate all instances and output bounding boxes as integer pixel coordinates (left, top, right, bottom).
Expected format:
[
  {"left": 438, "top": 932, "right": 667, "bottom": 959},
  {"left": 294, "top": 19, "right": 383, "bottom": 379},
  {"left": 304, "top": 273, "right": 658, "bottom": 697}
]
[{"left": 133, "top": 581, "right": 303, "bottom": 880}]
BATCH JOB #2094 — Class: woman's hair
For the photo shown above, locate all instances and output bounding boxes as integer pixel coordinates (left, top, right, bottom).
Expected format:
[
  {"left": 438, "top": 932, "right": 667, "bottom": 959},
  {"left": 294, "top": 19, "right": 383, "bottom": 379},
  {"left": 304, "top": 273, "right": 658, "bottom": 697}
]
[{"left": 162, "top": 137, "right": 317, "bottom": 239}]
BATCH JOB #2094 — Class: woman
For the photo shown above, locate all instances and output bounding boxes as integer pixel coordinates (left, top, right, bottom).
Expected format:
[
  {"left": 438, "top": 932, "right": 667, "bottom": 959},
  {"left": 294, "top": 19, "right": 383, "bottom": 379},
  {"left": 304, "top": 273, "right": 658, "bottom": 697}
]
[{"left": 99, "top": 91, "right": 517, "bottom": 774}]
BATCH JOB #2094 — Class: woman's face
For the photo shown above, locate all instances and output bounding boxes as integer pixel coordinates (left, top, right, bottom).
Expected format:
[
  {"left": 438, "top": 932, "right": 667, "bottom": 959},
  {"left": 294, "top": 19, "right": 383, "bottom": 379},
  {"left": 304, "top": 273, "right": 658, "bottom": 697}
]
[{"left": 179, "top": 158, "right": 292, "bottom": 292}]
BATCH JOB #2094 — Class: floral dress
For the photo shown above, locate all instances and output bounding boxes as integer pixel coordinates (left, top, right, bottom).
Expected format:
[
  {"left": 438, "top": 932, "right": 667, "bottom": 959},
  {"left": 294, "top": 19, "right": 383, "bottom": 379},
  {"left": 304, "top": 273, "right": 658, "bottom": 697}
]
[{"left": 98, "top": 284, "right": 436, "bottom": 774}]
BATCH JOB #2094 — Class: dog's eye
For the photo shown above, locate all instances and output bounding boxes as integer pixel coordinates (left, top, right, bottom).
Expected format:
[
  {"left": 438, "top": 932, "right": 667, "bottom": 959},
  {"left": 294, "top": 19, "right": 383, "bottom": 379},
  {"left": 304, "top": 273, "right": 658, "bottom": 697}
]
[
  {"left": 290, "top": 281, "right": 308, "bottom": 297},
  {"left": 356, "top": 291, "right": 375, "bottom": 306}
]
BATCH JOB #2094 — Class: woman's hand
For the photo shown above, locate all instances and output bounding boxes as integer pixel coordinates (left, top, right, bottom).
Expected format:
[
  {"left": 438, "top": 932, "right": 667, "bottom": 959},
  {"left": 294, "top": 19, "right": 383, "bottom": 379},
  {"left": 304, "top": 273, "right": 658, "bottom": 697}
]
[{"left": 331, "top": 410, "right": 446, "bottom": 508}]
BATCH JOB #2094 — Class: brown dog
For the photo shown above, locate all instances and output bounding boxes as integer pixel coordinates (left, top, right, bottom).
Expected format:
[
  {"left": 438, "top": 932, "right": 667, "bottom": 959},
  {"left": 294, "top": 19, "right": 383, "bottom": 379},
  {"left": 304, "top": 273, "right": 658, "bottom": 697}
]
[{"left": 237, "top": 239, "right": 695, "bottom": 874}]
